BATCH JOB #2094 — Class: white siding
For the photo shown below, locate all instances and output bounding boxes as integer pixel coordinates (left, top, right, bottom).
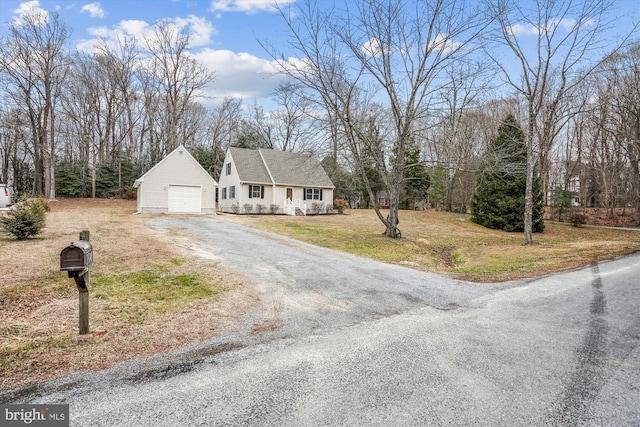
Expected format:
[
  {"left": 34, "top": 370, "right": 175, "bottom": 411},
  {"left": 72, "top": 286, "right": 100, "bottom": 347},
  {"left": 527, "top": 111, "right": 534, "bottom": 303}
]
[
  {"left": 137, "top": 147, "right": 217, "bottom": 214},
  {"left": 218, "top": 151, "right": 243, "bottom": 213}
]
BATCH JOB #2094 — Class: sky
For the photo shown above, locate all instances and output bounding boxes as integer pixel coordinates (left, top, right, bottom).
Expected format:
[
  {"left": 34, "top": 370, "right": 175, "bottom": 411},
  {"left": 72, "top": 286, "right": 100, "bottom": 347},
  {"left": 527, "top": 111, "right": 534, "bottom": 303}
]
[
  {"left": 1, "top": 0, "right": 639, "bottom": 110},
  {"left": 0, "top": 0, "right": 299, "bottom": 107}
]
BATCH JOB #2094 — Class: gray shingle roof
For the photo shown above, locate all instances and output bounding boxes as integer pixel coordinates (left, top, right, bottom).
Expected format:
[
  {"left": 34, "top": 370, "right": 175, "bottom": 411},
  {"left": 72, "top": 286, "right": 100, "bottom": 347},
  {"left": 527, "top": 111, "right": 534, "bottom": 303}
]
[
  {"left": 229, "top": 147, "right": 272, "bottom": 184},
  {"left": 229, "top": 147, "right": 334, "bottom": 188}
]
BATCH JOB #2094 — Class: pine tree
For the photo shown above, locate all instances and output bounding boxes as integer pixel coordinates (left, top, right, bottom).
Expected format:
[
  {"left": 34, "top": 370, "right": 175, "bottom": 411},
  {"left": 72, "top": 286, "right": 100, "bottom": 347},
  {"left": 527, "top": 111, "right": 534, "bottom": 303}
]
[
  {"left": 0, "top": 198, "right": 48, "bottom": 240},
  {"left": 471, "top": 114, "right": 544, "bottom": 232},
  {"left": 402, "top": 145, "right": 430, "bottom": 209}
]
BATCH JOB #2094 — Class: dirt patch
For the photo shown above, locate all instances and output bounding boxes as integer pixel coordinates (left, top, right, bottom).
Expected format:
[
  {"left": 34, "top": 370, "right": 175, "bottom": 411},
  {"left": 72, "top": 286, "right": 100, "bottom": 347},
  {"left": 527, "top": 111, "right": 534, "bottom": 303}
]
[
  {"left": 0, "top": 199, "right": 258, "bottom": 391},
  {"left": 438, "top": 248, "right": 457, "bottom": 268},
  {"left": 249, "top": 319, "right": 284, "bottom": 335}
]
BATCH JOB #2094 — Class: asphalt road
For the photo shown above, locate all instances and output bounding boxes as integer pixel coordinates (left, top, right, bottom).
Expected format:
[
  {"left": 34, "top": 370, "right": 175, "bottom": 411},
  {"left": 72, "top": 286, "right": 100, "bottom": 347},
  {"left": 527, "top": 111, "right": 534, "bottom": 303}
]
[{"left": 2, "top": 216, "right": 639, "bottom": 426}]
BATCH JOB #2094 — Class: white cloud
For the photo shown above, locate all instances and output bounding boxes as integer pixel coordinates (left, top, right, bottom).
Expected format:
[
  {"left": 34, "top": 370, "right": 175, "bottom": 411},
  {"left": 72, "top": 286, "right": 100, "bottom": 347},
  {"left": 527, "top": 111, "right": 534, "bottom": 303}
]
[
  {"left": 81, "top": 2, "right": 105, "bottom": 19},
  {"left": 506, "top": 23, "right": 536, "bottom": 37},
  {"left": 209, "top": 0, "right": 295, "bottom": 14},
  {"left": 194, "top": 48, "right": 285, "bottom": 100},
  {"left": 360, "top": 34, "right": 461, "bottom": 58},
  {"left": 361, "top": 37, "right": 384, "bottom": 58},
  {"left": 78, "top": 15, "right": 216, "bottom": 54},
  {"left": 12, "top": 0, "right": 48, "bottom": 26},
  {"left": 507, "top": 18, "right": 583, "bottom": 37},
  {"left": 428, "top": 34, "right": 462, "bottom": 54},
  {"left": 119, "top": 19, "right": 152, "bottom": 39},
  {"left": 173, "top": 15, "right": 218, "bottom": 47}
]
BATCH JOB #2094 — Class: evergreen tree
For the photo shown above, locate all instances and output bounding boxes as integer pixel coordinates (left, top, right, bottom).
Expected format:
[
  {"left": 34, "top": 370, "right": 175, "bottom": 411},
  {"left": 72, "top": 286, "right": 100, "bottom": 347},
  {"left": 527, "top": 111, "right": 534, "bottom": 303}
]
[
  {"left": 356, "top": 120, "right": 386, "bottom": 208},
  {"left": 190, "top": 145, "right": 225, "bottom": 181},
  {"left": 402, "top": 146, "right": 430, "bottom": 209},
  {"left": 428, "top": 164, "right": 447, "bottom": 210},
  {"left": 56, "top": 160, "right": 90, "bottom": 197},
  {"left": 95, "top": 158, "right": 141, "bottom": 198},
  {"left": 471, "top": 114, "right": 544, "bottom": 232}
]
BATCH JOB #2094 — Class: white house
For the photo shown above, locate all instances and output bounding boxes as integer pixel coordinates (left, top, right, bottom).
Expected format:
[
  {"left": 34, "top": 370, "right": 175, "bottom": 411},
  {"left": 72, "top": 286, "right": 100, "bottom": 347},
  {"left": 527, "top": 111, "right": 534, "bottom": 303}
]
[
  {"left": 134, "top": 145, "right": 217, "bottom": 214},
  {"left": 218, "top": 147, "right": 334, "bottom": 215}
]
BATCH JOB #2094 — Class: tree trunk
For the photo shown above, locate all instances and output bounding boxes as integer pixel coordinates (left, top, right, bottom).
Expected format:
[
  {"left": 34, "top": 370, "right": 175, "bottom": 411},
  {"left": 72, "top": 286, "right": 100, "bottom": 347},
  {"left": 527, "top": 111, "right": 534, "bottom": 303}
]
[
  {"left": 523, "top": 125, "right": 535, "bottom": 245},
  {"left": 385, "top": 195, "right": 400, "bottom": 238}
]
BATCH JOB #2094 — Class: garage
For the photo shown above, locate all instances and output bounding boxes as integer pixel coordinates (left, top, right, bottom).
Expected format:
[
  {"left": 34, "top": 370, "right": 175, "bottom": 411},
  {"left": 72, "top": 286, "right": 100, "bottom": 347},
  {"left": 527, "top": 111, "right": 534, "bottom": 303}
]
[
  {"left": 133, "top": 145, "right": 217, "bottom": 214},
  {"left": 168, "top": 185, "right": 202, "bottom": 213}
]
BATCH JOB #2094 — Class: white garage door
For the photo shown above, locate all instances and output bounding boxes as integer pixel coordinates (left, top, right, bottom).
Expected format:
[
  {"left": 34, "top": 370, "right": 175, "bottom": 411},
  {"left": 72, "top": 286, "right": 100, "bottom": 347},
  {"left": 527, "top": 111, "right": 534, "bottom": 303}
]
[{"left": 168, "top": 185, "right": 202, "bottom": 213}]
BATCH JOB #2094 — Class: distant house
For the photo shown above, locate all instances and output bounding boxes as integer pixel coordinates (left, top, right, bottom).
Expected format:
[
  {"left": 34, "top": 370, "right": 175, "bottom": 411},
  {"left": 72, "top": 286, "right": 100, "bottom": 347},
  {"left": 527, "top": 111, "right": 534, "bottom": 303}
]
[
  {"left": 134, "top": 145, "right": 217, "bottom": 214},
  {"left": 218, "top": 147, "right": 334, "bottom": 215}
]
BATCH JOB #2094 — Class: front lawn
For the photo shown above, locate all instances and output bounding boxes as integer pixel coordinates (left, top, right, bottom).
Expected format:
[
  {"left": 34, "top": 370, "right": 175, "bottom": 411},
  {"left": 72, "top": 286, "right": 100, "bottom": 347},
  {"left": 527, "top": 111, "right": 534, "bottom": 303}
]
[{"left": 229, "top": 209, "right": 640, "bottom": 282}]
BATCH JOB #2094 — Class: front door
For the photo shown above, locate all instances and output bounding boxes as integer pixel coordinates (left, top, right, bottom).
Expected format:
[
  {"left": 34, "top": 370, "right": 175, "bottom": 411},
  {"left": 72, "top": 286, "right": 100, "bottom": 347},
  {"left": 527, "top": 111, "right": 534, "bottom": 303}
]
[{"left": 286, "top": 188, "right": 293, "bottom": 201}]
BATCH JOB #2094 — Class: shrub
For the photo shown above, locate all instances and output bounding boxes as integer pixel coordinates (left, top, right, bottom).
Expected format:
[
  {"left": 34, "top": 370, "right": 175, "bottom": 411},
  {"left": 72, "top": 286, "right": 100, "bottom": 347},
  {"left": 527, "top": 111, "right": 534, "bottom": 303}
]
[
  {"left": 549, "top": 187, "right": 576, "bottom": 222},
  {"left": 325, "top": 204, "right": 333, "bottom": 214},
  {"left": 256, "top": 204, "right": 266, "bottom": 214},
  {"left": 269, "top": 204, "right": 280, "bottom": 214},
  {"left": 231, "top": 202, "right": 240, "bottom": 214},
  {"left": 569, "top": 213, "right": 588, "bottom": 227},
  {"left": 0, "top": 199, "right": 47, "bottom": 240},
  {"left": 333, "top": 198, "right": 349, "bottom": 214},
  {"left": 243, "top": 203, "right": 253, "bottom": 214},
  {"left": 311, "top": 202, "right": 324, "bottom": 214}
]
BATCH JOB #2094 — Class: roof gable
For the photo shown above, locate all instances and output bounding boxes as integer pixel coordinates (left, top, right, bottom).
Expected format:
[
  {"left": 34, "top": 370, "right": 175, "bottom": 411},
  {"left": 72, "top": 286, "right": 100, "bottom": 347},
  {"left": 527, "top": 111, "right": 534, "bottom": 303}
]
[
  {"left": 134, "top": 145, "right": 218, "bottom": 187},
  {"left": 228, "top": 147, "right": 272, "bottom": 184},
  {"left": 227, "top": 147, "right": 334, "bottom": 188}
]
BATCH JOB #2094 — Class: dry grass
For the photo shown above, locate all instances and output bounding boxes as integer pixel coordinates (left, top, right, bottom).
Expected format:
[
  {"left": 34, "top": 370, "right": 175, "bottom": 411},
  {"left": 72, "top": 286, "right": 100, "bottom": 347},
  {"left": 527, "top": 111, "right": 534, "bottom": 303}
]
[
  {"left": 0, "top": 199, "right": 257, "bottom": 391},
  {"left": 230, "top": 209, "right": 640, "bottom": 282}
]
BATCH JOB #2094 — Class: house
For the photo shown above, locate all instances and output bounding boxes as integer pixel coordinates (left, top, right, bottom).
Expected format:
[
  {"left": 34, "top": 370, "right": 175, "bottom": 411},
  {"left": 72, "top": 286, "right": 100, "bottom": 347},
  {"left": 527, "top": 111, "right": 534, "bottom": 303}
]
[
  {"left": 133, "top": 145, "right": 217, "bottom": 214},
  {"left": 218, "top": 147, "right": 334, "bottom": 215}
]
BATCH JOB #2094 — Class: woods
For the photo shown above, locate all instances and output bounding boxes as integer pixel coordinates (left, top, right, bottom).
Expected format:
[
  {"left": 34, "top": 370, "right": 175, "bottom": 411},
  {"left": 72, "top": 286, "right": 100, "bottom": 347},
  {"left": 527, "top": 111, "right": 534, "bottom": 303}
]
[{"left": 0, "top": 0, "right": 638, "bottom": 239}]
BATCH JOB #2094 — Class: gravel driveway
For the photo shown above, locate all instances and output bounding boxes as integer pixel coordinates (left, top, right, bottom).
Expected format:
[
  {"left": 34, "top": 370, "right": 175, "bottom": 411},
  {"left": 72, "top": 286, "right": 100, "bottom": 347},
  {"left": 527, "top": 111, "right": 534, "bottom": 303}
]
[{"left": 144, "top": 215, "right": 514, "bottom": 339}]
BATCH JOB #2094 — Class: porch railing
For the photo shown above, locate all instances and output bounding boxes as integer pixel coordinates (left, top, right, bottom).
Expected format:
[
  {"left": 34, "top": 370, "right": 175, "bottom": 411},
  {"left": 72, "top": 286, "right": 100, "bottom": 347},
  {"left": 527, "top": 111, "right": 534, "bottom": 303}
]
[{"left": 284, "top": 198, "right": 306, "bottom": 216}]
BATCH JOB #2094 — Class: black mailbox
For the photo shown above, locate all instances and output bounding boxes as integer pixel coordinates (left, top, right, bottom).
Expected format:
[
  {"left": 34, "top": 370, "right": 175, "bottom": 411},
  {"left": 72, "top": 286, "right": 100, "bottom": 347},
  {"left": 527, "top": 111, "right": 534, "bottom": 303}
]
[{"left": 60, "top": 240, "right": 93, "bottom": 277}]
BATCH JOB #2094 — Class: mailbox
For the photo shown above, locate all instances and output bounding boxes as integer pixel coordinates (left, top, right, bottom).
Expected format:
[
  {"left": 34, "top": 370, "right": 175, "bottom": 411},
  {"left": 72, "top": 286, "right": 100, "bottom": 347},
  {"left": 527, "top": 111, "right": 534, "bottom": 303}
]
[{"left": 60, "top": 240, "right": 93, "bottom": 277}]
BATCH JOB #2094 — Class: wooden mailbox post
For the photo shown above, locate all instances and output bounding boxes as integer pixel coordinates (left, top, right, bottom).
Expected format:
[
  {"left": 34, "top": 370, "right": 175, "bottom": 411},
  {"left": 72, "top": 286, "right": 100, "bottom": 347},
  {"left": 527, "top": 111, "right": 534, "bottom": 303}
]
[{"left": 60, "top": 230, "right": 93, "bottom": 335}]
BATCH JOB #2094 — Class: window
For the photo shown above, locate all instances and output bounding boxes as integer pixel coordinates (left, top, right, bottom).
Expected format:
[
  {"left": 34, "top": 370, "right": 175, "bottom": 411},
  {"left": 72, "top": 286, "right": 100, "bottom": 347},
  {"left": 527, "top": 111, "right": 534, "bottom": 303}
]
[
  {"left": 230, "top": 185, "right": 235, "bottom": 199},
  {"left": 304, "top": 188, "right": 322, "bottom": 200},
  {"left": 226, "top": 163, "right": 231, "bottom": 175},
  {"left": 249, "top": 185, "right": 264, "bottom": 199},
  {"left": 221, "top": 188, "right": 227, "bottom": 200}
]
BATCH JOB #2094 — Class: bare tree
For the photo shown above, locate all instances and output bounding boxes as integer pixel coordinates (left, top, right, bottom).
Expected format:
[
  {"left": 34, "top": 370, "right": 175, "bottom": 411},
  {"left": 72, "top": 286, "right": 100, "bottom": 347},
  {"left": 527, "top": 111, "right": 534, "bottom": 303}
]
[
  {"left": 489, "top": 0, "right": 635, "bottom": 244},
  {"left": 0, "top": 107, "right": 31, "bottom": 192},
  {"left": 93, "top": 36, "right": 141, "bottom": 160},
  {"left": 271, "top": 81, "right": 321, "bottom": 152},
  {"left": 143, "top": 20, "right": 215, "bottom": 155},
  {"left": 60, "top": 51, "right": 99, "bottom": 196},
  {"left": 423, "top": 61, "right": 493, "bottom": 212},
  {"left": 243, "top": 81, "right": 323, "bottom": 153},
  {"left": 0, "top": 10, "right": 71, "bottom": 198},
  {"left": 269, "top": 0, "right": 490, "bottom": 237},
  {"left": 607, "top": 44, "right": 640, "bottom": 212},
  {"left": 244, "top": 102, "right": 274, "bottom": 149}
]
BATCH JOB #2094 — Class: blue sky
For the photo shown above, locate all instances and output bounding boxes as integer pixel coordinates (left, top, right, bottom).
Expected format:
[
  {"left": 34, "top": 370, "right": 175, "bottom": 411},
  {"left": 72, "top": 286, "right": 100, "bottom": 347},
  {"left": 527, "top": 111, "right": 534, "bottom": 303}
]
[{"left": 1, "top": 0, "right": 639, "bottom": 109}]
